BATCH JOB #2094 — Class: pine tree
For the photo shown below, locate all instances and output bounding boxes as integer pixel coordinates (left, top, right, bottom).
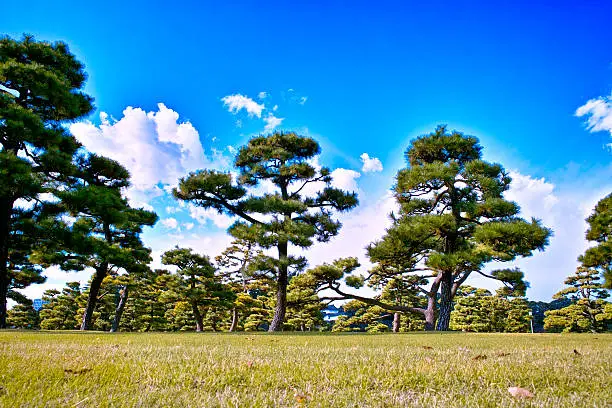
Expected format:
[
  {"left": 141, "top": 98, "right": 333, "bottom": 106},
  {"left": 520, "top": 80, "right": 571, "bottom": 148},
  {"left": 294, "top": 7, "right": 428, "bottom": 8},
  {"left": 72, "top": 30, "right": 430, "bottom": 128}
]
[
  {"left": 450, "top": 286, "right": 493, "bottom": 332},
  {"left": 215, "top": 239, "right": 264, "bottom": 331},
  {"left": 0, "top": 35, "right": 94, "bottom": 326},
  {"left": 285, "top": 273, "right": 325, "bottom": 331},
  {"left": 544, "top": 266, "right": 611, "bottom": 333},
  {"left": 174, "top": 131, "right": 358, "bottom": 331},
  {"left": 162, "top": 247, "right": 235, "bottom": 332},
  {"left": 120, "top": 269, "right": 175, "bottom": 332},
  {"left": 7, "top": 301, "right": 39, "bottom": 329},
  {"left": 39, "top": 282, "right": 83, "bottom": 330},
  {"left": 308, "top": 126, "right": 550, "bottom": 330},
  {"left": 33, "top": 155, "right": 157, "bottom": 330},
  {"left": 580, "top": 193, "right": 611, "bottom": 288}
]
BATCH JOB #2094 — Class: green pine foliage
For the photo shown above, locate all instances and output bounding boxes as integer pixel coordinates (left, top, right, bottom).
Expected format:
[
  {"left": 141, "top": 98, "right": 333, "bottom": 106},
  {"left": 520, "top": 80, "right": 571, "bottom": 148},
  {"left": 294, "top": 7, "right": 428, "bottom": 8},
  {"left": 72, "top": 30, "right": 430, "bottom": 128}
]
[
  {"left": 173, "top": 131, "right": 358, "bottom": 331},
  {"left": 7, "top": 301, "right": 39, "bottom": 329},
  {"left": 0, "top": 35, "right": 94, "bottom": 327},
  {"left": 450, "top": 286, "right": 531, "bottom": 332},
  {"left": 580, "top": 193, "right": 611, "bottom": 288},
  {"left": 544, "top": 266, "right": 611, "bottom": 333},
  {"left": 162, "top": 247, "right": 235, "bottom": 332},
  {"left": 39, "top": 282, "right": 84, "bottom": 330}
]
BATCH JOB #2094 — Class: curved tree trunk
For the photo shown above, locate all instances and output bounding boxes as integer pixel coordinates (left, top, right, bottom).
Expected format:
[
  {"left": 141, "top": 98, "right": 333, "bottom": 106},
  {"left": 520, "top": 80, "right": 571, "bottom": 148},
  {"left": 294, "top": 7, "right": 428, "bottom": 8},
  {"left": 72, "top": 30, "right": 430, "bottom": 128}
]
[
  {"left": 0, "top": 197, "right": 14, "bottom": 328},
  {"left": 192, "top": 301, "right": 204, "bottom": 332},
  {"left": 436, "top": 272, "right": 453, "bottom": 331},
  {"left": 269, "top": 241, "right": 288, "bottom": 332},
  {"left": 110, "top": 286, "right": 128, "bottom": 333},
  {"left": 392, "top": 312, "right": 401, "bottom": 332},
  {"left": 81, "top": 266, "right": 107, "bottom": 330},
  {"left": 229, "top": 308, "right": 239, "bottom": 332}
]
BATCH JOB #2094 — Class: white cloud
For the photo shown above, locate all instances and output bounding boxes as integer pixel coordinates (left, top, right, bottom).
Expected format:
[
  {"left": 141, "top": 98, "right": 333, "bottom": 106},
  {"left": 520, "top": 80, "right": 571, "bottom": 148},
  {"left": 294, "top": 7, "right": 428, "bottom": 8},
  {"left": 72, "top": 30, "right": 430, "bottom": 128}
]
[
  {"left": 360, "top": 153, "right": 384, "bottom": 173},
  {"left": 188, "top": 204, "right": 235, "bottom": 228},
  {"left": 330, "top": 168, "right": 361, "bottom": 192},
  {"left": 221, "top": 94, "right": 265, "bottom": 118},
  {"left": 576, "top": 92, "right": 612, "bottom": 148},
  {"left": 70, "top": 104, "right": 227, "bottom": 209},
  {"left": 258, "top": 91, "right": 267, "bottom": 99},
  {"left": 273, "top": 105, "right": 278, "bottom": 111},
  {"left": 299, "top": 96, "right": 308, "bottom": 105},
  {"left": 166, "top": 206, "right": 181, "bottom": 214},
  {"left": 505, "top": 171, "right": 558, "bottom": 224},
  {"left": 161, "top": 217, "right": 179, "bottom": 230},
  {"left": 263, "top": 114, "right": 284, "bottom": 131},
  {"left": 184, "top": 222, "right": 195, "bottom": 231}
]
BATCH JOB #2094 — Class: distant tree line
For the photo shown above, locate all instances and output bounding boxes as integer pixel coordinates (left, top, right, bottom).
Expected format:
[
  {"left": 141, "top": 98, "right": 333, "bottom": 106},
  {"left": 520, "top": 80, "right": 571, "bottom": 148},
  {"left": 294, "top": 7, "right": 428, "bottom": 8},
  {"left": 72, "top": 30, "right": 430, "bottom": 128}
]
[{"left": 2, "top": 35, "right": 610, "bottom": 333}]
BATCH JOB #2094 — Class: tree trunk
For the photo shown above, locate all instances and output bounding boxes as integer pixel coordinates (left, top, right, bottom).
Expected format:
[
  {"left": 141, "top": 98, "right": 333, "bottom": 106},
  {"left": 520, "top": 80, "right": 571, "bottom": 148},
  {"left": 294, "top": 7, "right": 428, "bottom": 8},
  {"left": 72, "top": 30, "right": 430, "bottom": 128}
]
[
  {"left": 81, "top": 266, "right": 107, "bottom": 330},
  {"left": 436, "top": 272, "right": 453, "bottom": 331},
  {"left": 110, "top": 286, "right": 128, "bottom": 333},
  {"left": 0, "top": 197, "right": 14, "bottom": 329},
  {"left": 192, "top": 301, "right": 203, "bottom": 332},
  {"left": 229, "top": 308, "right": 239, "bottom": 332},
  {"left": 392, "top": 312, "right": 401, "bottom": 332},
  {"left": 269, "top": 241, "right": 288, "bottom": 332}
]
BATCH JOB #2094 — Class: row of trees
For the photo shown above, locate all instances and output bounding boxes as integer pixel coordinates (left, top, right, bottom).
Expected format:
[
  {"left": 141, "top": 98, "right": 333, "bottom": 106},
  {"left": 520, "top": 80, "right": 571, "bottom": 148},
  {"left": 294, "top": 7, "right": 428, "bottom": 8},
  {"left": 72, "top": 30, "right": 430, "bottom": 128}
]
[{"left": 2, "top": 35, "right": 610, "bottom": 333}]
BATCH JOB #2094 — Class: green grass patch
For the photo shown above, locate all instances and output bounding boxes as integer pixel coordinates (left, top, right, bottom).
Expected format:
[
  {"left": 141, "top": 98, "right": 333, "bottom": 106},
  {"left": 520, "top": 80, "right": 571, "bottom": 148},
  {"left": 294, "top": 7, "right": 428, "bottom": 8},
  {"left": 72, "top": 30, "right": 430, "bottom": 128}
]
[{"left": 0, "top": 331, "right": 610, "bottom": 407}]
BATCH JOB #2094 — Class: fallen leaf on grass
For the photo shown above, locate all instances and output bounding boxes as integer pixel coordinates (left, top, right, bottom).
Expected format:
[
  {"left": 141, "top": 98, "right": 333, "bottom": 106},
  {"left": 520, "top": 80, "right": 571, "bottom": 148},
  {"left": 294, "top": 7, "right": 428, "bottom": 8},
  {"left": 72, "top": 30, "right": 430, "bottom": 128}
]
[
  {"left": 246, "top": 361, "right": 254, "bottom": 369},
  {"left": 294, "top": 391, "right": 310, "bottom": 404},
  {"left": 508, "top": 386, "right": 534, "bottom": 398},
  {"left": 472, "top": 354, "right": 487, "bottom": 361},
  {"left": 495, "top": 352, "right": 510, "bottom": 357},
  {"left": 421, "top": 346, "right": 433, "bottom": 350},
  {"left": 573, "top": 349, "right": 581, "bottom": 355}
]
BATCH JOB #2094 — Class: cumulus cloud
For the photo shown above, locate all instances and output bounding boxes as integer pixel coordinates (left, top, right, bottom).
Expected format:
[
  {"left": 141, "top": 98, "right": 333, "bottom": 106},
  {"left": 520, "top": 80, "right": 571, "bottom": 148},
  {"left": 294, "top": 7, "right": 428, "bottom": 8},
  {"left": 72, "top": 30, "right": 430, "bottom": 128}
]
[
  {"left": 330, "top": 168, "right": 361, "bottom": 192},
  {"left": 221, "top": 94, "right": 265, "bottom": 118},
  {"left": 188, "top": 204, "right": 235, "bottom": 228},
  {"left": 576, "top": 92, "right": 612, "bottom": 147},
  {"left": 258, "top": 91, "right": 267, "bottom": 99},
  {"left": 505, "top": 171, "right": 558, "bottom": 224},
  {"left": 161, "top": 217, "right": 179, "bottom": 230},
  {"left": 263, "top": 114, "right": 284, "bottom": 131},
  {"left": 360, "top": 153, "right": 383, "bottom": 173},
  {"left": 70, "top": 103, "right": 227, "bottom": 209}
]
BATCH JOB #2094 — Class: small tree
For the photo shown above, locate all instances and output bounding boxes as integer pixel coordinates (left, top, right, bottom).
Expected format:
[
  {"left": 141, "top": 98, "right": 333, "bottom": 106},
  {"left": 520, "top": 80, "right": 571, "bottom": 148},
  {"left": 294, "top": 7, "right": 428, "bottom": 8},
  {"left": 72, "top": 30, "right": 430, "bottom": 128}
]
[
  {"left": 174, "top": 131, "right": 358, "bottom": 331},
  {"left": 544, "top": 266, "right": 611, "bottom": 333},
  {"left": 285, "top": 273, "right": 326, "bottom": 331},
  {"left": 119, "top": 268, "right": 175, "bottom": 332},
  {"left": 7, "top": 301, "right": 39, "bottom": 329},
  {"left": 39, "top": 282, "right": 83, "bottom": 330},
  {"left": 580, "top": 193, "right": 611, "bottom": 288},
  {"left": 0, "top": 35, "right": 94, "bottom": 326},
  {"left": 216, "top": 239, "right": 263, "bottom": 331},
  {"left": 162, "top": 247, "right": 235, "bottom": 332}
]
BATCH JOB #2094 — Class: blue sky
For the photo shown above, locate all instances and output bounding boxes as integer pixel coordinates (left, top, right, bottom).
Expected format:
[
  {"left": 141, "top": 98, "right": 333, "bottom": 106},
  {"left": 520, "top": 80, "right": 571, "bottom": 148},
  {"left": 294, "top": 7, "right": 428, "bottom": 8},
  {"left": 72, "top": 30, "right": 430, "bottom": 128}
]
[{"left": 3, "top": 1, "right": 612, "bottom": 301}]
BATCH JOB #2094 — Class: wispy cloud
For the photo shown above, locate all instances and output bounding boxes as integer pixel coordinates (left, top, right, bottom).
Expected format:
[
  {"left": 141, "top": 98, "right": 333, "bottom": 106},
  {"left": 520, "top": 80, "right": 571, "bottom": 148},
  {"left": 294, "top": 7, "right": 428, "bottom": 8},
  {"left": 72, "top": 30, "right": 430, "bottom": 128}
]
[
  {"left": 576, "top": 92, "right": 612, "bottom": 148},
  {"left": 264, "top": 114, "right": 284, "bottom": 131},
  {"left": 221, "top": 94, "right": 265, "bottom": 118}
]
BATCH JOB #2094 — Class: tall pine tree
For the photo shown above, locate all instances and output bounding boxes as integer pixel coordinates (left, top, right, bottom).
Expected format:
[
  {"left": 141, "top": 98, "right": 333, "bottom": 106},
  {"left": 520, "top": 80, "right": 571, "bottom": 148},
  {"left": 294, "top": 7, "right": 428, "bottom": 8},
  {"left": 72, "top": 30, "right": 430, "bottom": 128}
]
[
  {"left": 174, "top": 131, "right": 358, "bottom": 331},
  {"left": 306, "top": 126, "right": 550, "bottom": 330},
  {"left": 0, "top": 35, "right": 94, "bottom": 326}
]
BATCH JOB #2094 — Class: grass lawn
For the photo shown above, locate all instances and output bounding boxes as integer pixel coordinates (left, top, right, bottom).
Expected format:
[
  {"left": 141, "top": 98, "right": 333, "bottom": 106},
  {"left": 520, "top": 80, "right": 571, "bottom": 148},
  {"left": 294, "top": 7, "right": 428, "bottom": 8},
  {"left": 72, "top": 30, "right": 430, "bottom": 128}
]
[{"left": 0, "top": 331, "right": 610, "bottom": 407}]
